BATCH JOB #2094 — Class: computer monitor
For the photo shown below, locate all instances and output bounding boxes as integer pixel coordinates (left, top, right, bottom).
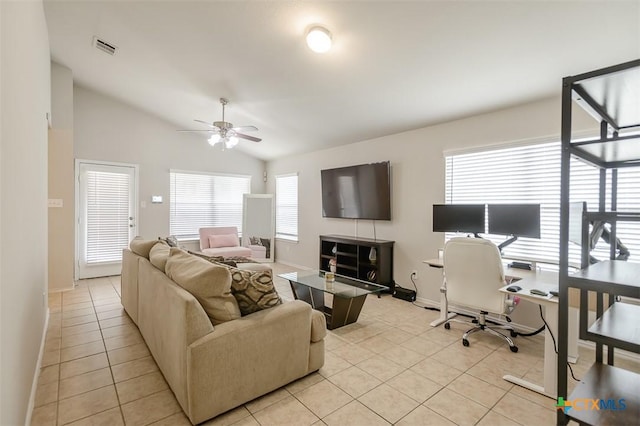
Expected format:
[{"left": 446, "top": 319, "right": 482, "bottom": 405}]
[
  {"left": 488, "top": 204, "right": 541, "bottom": 238},
  {"left": 488, "top": 204, "right": 540, "bottom": 251},
  {"left": 432, "top": 204, "right": 485, "bottom": 234}
]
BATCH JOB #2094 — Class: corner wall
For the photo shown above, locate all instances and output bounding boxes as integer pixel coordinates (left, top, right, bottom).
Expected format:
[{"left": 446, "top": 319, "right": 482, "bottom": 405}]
[
  {"left": 0, "top": 1, "right": 51, "bottom": 424},
  {"left": 267, "top": 96, "right": 595, "bottom": 328},
  {"left": 49, "top": 62, "right": 75, "bottom": 292}
]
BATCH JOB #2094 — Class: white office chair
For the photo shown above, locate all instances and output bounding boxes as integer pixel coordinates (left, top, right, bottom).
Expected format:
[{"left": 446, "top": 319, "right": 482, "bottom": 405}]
[{"left": 443, "top": 237, "right": 518, "bottom": 352}]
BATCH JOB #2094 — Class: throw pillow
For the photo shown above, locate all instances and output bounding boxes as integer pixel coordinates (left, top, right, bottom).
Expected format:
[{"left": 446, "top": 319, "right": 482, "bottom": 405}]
[
  {"left": 228, "top": 268, "right": 282, "bottom": 316},
  {"left": 259, "top": 238, "right": 271, "bottom": 258},
  {"left": 149, "top": 241, "right": 171, "bottom": 271},
  {"left": 208, "top": 233, "right": 239, "bottom": 248},
  {"left": 165, "top": 248, "right": 241, "bottom": 325},
  {"left": 188, "top": 250, "right": 237, "bottom": 268},
  {"left": 130, "top": 237, "right": 158, "bottom": 259},
  {"left": 223, "top": 256, "right": 253, "bottom": 264},
  {"left": 158, "top": 235, "right": 179, "bottom": 248},
  {"left": 249, "top": 236, "right": 261, "bottom": 245}
]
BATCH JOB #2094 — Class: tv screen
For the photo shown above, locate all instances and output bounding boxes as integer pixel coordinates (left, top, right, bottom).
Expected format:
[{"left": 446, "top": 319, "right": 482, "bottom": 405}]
[
  {"left": 432, "top": 204, "right": 485, "bottom": 233},
  {"left": 321, "top": 162, "right": 391, "bottom": 220},
  {"left": 488, "top": 204, "right": 541, "bottom": 238}
]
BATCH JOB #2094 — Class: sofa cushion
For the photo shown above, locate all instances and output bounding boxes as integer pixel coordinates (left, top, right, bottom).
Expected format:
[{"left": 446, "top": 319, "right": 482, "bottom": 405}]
[
  {"left": 130, "top": 237, "right": 158, "bottom": 259},
  {"left": 208, "top": 233, "right": 239, "bottom": 248},
  {"left": 149, "top": 241, "right": 171, "bottom": 271},
  {"left": 227, "top": 268, "right": 282, "bottom": 316},
  {"left": 201, "top": 246, "right": 252, "bottom": 258},
  {"left": 165, "top": 248, "right": 241, "bottom": 325}
]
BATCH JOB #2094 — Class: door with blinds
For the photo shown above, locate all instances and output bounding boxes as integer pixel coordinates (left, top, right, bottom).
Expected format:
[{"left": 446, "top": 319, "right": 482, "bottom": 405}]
[{"left": 77, "top": 161, "right": 137, "bottom": 279}]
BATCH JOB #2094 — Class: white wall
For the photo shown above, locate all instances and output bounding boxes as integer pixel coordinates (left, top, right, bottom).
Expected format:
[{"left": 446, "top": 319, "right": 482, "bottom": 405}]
[
  {"left": 267, "top": 96, "right": 595, "bottom": 328},
  {"left": 73, "top": 86, "right": 266, "bottom": 240},
  {"left": 0, "top": 1, "right": 51, "bottom": 424}
]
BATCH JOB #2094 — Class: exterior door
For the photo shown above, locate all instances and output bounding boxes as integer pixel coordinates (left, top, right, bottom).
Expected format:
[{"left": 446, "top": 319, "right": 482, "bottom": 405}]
[{"left": 77, "top": 161, "right": 137, "bottom": 279}]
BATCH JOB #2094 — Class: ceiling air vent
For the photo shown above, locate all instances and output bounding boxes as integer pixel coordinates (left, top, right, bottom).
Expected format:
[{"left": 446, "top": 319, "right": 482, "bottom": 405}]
[{"left": 93, "top": 37, "right": 117, "bottom": 56}]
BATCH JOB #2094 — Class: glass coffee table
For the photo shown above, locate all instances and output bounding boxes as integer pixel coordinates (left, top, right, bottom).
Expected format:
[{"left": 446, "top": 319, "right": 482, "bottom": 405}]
[{"left": 279, "top": 270, "right": 387, "bottom": 330}]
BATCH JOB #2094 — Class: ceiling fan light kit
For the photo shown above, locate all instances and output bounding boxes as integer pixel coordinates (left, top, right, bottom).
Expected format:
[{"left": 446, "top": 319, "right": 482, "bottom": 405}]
[
  {"left": 306, "top": 26, "right": 332, "bottom": 53},
  {"left": 178, "top": 97, "right": 262, "bottom": 150}
]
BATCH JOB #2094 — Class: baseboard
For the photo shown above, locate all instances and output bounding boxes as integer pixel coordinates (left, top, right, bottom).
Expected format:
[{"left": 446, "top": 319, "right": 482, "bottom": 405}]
[
  {"left": 25, "top": 307, "right": 50, "bottom": 426},
  {"left": 577, "top": 339, "right": 640, "bottom": 363},
  {"left": 48, "top": 283, "right": 75, "bottom": 293},
  {"left": 274, "top": 260, "right": 313, "bottom": 271}
]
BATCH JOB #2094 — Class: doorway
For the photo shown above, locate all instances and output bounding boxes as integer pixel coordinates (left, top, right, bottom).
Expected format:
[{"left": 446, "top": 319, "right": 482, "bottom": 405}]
[{"left": 76, "top": 160, "right": 138, "bottom": 279}]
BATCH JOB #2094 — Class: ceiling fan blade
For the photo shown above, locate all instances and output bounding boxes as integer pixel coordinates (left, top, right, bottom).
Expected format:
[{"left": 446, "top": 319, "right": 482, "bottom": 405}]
[
  {"left": 176, "top": 129, "right": 217, "bottom": 133},
  {"left": 235, "top": 132, "right": 262, "bottom": 143},
  {"left": 232, "top": 125, "right": 258, "bottom": 132},
  {"left": 194, "top": 119, "right": 217, "bottom": 129}
]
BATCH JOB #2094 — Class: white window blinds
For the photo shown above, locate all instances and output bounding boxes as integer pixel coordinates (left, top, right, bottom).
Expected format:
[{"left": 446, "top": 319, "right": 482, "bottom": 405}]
[
  {"left": 170, "top": 171, "right": 251, "bottom": 239},
  {"left": 275, "top": 174, "right": 298, "bottom": 241},
  {"left": 86, "top": 170, "right": 131, "bottom": 264},
  {"left": 445, "top": 141, "right": 640, "bottom": 265}
]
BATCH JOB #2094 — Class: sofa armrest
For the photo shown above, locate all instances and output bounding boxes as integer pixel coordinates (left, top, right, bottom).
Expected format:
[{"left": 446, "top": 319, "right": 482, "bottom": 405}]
[
  {"left": 310, "top": 310, "right": 327, "bottom": 342},
  {"left": 185, "top": 300, "right": 315, "bottom": 423}
]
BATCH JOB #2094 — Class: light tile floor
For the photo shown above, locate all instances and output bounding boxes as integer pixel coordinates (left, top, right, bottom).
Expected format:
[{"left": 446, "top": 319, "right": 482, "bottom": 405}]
[{"left": 33, "top": 263, "right": 639, "bottom": 425}]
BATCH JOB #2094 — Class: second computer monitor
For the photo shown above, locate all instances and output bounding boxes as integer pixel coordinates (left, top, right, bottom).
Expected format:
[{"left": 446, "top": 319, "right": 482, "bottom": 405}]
[{"left": 488, "top": 204, "right": 541, "bottom": 238}]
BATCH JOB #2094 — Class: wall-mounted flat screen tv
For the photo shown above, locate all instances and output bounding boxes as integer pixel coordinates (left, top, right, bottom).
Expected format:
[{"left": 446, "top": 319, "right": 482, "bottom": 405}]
[
  {"left": 432, "top": 204, "right": 486, "bottom": 234},
  {"left": 321, "top": 162, "right": 391, "bottom": 220}
]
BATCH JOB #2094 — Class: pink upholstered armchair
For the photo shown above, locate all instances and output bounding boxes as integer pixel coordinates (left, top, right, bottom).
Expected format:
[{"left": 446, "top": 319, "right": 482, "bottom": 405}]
[{"left": 198, "top": 227, "right": 266, "bottom": 259}]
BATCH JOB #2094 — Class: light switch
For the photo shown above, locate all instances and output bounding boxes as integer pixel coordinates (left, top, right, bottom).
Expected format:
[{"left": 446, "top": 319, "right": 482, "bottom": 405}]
[
  {"left": 48, "top": 199, "right": 63, "bottom": 208},
  {"left": 151, "top": 195, "right": 163, "bottom": 204}
]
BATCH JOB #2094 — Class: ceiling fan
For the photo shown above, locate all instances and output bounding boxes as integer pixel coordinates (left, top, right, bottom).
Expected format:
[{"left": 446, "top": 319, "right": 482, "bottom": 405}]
[{"left": 178, "top": 98, "right": 262, "bottom": 150}]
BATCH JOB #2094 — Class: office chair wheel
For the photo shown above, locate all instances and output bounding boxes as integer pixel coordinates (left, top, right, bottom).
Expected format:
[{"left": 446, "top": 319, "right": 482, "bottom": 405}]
[
  {"left": 510, "top": 346, "right": 518, "bottom": 353},
  {"left": 444, "top": 322, "right": 450, "bottom": 330},
  {"left": 510, "top": 330, "right": 518, "bottom": 338},
  {"left": 462, "top": 339, "right": 469, "bottom": 347}
]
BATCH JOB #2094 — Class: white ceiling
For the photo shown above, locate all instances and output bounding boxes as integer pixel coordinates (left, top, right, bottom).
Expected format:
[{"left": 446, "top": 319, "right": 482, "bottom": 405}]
[{"left": 44, "top": 1, "right": 640, "bottom": 161}]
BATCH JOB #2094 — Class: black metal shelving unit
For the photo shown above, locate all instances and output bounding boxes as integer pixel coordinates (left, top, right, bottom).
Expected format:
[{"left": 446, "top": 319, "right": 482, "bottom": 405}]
[
  {"left": 319, "top": 235, "right": 395, "bottom": 292},
  {"left": 558, "top": 59, "right": 640, "bottom": 425}
]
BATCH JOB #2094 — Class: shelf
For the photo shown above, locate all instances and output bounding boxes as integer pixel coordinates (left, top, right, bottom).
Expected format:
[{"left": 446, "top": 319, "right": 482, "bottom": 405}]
[
  {"left": 570, "top": 139, "right": 640, "bottom": 168},
  {"left": 565, "top": 363, "right": 640, "bottom": 425},
  {"left": 336, "top": 251, "right": 357, "bottom": 257},
  {"left": 572, "top": 60, "right": 640, "bottom": 131},
  {"left": 567, "top": 260, "right": 640, "bottom": 298},
  {"left": 336, "top": 264, "right": 357, "bottom": 272},
  {"left": 586, "top": 302, "right": 640, "bottom": 352}
]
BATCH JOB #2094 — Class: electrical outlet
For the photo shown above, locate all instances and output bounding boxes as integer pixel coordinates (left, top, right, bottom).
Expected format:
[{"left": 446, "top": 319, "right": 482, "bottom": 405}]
[{"left": 411, "top": 270, "right": 418, "bottom": 279}]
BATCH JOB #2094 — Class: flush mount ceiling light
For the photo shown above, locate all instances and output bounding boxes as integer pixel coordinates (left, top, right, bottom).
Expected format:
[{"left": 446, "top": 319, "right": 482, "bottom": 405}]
[{"left": 306, "top": 26, "right": 332, "bottom": 53}]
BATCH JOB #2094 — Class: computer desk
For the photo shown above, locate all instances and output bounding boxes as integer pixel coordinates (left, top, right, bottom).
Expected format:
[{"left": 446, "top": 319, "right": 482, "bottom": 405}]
[{"left": 424, "top": 258, "right": 579, "bottom": 399}]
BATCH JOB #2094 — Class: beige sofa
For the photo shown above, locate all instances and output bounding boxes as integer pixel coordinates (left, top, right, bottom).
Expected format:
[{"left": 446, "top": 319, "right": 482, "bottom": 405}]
[{"left": 121, "top": 244, "right": 325, "bottom": 424}]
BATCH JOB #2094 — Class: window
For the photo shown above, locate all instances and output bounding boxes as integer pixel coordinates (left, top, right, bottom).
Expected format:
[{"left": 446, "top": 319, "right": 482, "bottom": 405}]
[
  {"left": 170, "top": 171, "right": 251, "bottom": 239},
  {"left": 445, "top": 141, "right": 640, "bottom": 265},
  {"left": 275, "top": 174, "right": 298, "bottom": 241}
]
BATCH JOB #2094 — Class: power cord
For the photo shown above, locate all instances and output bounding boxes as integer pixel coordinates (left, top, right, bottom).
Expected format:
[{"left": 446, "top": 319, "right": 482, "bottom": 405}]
[
  {"left": 514, "top": 325, "right": 545, "bottom": 337},
  {"left": 538, "top": 305, "right": 580, "bottom": 381}
]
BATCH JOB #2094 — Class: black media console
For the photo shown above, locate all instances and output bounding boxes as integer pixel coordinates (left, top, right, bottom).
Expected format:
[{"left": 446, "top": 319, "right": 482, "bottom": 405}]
[{"left": 319, "top": 235, "right": 395, "bottom": 293}]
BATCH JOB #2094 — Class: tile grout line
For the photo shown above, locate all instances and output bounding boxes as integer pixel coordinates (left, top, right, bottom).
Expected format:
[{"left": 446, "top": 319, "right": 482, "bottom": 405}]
[{"left": 91, "top": 279, "right": 128, "bottom": 426}]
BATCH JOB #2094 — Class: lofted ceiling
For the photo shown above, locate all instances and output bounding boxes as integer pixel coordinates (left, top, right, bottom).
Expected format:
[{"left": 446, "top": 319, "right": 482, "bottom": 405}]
[{"left": 44, "top": 1, "right": 639, "bottom": 161}]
